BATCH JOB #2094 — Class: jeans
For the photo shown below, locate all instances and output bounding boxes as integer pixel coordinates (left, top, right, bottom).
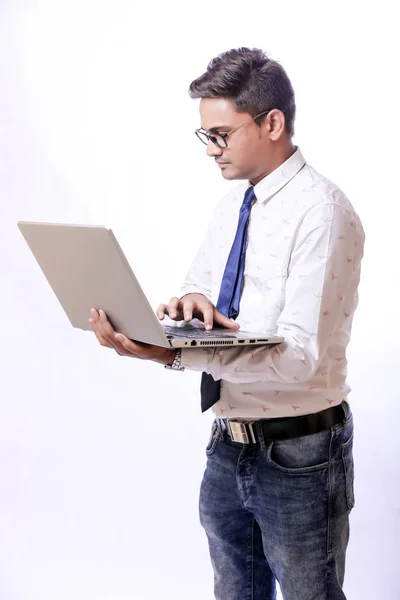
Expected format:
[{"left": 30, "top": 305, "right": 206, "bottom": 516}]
[{"left": 199, "top": 404, "right": 355, "bottom": 600}]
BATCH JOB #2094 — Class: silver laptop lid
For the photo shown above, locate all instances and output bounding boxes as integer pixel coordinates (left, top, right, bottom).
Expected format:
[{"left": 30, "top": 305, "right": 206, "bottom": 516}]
[{"left": 17, "top": 222, "right": 171, "bottom": 348}]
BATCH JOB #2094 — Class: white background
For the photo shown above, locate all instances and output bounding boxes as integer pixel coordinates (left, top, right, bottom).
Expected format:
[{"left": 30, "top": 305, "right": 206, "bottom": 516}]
[{"left": 1, "top": 1, "right": 399, "bottom": 598}]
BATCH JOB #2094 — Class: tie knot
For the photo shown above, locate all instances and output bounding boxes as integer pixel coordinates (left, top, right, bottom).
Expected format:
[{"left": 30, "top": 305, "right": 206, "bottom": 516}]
[{"left": 243, "top": 186, "right": 256, "bottom": 207}]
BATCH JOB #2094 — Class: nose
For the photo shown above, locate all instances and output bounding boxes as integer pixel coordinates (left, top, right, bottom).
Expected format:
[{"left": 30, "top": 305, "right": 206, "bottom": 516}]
[{"left": 206, "top": 140, "right": 223, "bottom": 158}]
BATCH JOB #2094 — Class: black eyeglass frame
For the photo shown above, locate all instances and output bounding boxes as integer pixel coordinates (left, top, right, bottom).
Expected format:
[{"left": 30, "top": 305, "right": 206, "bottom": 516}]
[{"left": 194, "top": 110, "right": 272, "bottom": 149}]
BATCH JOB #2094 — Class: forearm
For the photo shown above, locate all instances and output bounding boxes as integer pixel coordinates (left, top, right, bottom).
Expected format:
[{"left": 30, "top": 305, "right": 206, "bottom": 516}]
[{"left": 180, "top": 335, "right": 317, "bottom": 384}]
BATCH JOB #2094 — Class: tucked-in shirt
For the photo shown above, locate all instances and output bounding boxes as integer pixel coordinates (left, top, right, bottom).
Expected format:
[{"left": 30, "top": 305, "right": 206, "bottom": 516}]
[{"left": 180, "top": 148, "right": 365, "bottom": 419}]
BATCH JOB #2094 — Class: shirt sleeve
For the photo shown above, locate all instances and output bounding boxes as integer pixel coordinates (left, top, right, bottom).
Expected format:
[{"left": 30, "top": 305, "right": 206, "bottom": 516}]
[
  {"left": 180, "top": 221, "right": 214, "bottom": 300},
  {"left": 180, "top": 202, "right": 365, "bottom": 383}
]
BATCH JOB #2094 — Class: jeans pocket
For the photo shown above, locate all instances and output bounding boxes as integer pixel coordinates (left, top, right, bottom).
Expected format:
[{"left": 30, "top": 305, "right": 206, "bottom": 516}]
[
  {"left": 266, "top": 428, "right": 331, "bottom": 474},
  {"left": 206, "top": 421, "right": 221, "bottom": 456},
  {"left": 341, "top": 433, "right": 355, "bottom": 510}
]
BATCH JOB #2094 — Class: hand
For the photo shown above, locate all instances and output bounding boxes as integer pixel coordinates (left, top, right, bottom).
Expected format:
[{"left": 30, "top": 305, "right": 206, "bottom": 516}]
[
  {"left": 156, "top": 293, "right": 239, "bottom": 331},
  {"left": 89, "top": 309, "right": 175, "bottom": 365}
]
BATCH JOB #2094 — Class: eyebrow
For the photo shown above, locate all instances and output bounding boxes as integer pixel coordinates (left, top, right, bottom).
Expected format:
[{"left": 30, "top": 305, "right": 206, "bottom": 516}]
[{"left": 206, "top": 125, "right": 232, "bottom": 133}]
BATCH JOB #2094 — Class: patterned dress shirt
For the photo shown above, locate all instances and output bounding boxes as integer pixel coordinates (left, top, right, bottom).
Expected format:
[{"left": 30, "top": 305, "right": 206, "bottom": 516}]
[{"left": 180, "top": 147, "right": 365, "bottom": 419}]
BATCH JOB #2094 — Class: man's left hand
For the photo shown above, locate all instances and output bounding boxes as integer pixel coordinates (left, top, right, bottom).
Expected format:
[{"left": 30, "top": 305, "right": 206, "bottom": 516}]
[{"left": 89, "top": 308, "right": 175, "bottom": 365}]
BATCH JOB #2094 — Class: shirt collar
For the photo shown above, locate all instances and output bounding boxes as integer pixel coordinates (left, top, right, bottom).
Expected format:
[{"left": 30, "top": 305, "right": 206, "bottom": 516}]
[{"left": 252, "top": 147, "right": 306, "bottom": 204}]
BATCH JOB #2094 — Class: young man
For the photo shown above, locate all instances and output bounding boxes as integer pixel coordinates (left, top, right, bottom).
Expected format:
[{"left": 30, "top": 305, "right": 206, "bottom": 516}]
[{"left": 90, "top": 48, "right": 364, "bottom": 600}]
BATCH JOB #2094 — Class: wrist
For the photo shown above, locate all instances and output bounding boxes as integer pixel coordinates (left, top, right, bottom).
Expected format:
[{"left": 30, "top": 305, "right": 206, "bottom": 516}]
[
  {"left": 164, "top": 348, "right": 185, "bottom": 371},
  {"left": 160, "top": 348, "right": 176, "bottom": 366}
]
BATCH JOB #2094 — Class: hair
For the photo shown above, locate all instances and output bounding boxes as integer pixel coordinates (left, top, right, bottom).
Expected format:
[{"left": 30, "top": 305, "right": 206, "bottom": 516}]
[{"left": 189, "top": 47, "right": 296, "bottom": 138}]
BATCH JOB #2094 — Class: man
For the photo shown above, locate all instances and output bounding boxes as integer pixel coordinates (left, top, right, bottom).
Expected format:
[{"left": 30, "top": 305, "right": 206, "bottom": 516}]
[{"left": 90, "top": 48, "right": 364, "bottom": 600}]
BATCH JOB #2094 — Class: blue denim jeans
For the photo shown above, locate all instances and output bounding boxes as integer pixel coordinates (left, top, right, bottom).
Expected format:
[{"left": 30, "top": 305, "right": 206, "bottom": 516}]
[{"left": 199, "top": 404, "right": 354, "bottom": 600}]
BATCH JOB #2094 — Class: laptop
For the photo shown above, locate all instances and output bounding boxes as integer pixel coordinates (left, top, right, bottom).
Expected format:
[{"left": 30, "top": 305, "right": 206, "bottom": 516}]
[{"left": 17, "top": 222, "right": 284, "bottom": 350}]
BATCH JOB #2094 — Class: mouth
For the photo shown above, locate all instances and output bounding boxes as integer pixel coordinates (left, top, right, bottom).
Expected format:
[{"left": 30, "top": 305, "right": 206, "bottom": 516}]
[{"left": 216, "top": 161, "right": 230, "bottom": 167}]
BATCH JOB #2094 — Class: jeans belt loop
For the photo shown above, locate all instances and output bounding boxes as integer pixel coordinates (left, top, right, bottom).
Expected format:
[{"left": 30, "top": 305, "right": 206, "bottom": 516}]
[{"left": 228, "top": 420, "right": 257, "bottom": 444}]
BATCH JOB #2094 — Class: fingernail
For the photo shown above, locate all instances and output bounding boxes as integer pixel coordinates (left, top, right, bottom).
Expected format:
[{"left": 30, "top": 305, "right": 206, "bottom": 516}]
[
  {"left": 115, "top": 334, "right": 124, "bottom": 342},
  {"left": 206, "top": 324, "right": 212, "bottom": 331}
]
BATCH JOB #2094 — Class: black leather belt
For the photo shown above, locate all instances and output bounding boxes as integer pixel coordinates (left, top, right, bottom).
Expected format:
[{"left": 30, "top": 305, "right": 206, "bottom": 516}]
[{"left": 219, "top": 402, "right": 347, "bottom": 444}]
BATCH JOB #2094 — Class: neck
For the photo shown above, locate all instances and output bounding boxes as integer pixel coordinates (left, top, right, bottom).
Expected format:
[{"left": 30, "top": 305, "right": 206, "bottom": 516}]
[{"left": 250, "top": 141, "right": 296, "bottom": 186}]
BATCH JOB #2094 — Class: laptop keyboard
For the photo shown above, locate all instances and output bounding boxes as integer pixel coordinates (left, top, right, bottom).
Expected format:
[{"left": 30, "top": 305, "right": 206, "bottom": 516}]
[{"left": 163, "top": 324, "right": 239, "bottom": 339}]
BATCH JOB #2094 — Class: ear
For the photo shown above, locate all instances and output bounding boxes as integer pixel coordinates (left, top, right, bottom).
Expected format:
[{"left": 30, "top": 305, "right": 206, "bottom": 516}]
[{"left": 265, "top": 109, "right": 286, "bottom": 141}]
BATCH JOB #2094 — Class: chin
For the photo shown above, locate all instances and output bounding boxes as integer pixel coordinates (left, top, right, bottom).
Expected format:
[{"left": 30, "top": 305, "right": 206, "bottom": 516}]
[
  {"left": 221, "top": 169, "right": 246, "bottom": 181},
  {"left": 220, "top": 165, "right": 242, "bottom": 180}
]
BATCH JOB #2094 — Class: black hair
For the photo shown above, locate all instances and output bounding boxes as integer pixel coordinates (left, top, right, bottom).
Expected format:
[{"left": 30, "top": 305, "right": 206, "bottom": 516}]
[{"left": 189, "top": 47, "right": 296, "bottom": 137}]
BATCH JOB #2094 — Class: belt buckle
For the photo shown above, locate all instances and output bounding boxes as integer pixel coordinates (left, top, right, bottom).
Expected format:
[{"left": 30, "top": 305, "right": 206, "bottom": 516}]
[{"left": 228, "top": 420, "right": 256, "bottom": 444}]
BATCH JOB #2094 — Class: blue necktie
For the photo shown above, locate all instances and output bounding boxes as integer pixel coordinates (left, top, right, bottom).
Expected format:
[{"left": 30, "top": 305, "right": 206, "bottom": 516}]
[{"left": 201, "top": 186, "right": 256, "bottom": 412}]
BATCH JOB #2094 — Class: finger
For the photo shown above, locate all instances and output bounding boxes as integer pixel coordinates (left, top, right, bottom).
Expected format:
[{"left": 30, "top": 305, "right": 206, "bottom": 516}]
[
  {"left": 114, "top": 335, "right": 173, "bottom": 364},
  {"left": 97, "top": 310, "right": 115, "bottom": 341},
  {"left": 167, "top": 297, "right": 181, "bottom": 319},
  {"left": 197, "top": 303, "right": 214, "bottom": 331},
  {"left": 97, "top": 310, "right": 129, "bottom": 353},
  {"left": 115, "top": 333, "right": 145, "bottom": 356},
  {"left": 182, "top": 299, "right": 194, "bottom": 322},
  {"left": 90, "top": 314, "right": 131, "bottom": 355},
  {"left": 156, "top": 303, "right": 168, "bottom": 320},
  {"left": 98, "top": 309, "right": 110, "bottom": 323},
  {"left": 89, "top": 318, "right": 114, "bottom": 348},
  {"left": 90, "top": 308, "right": 100, "bottom": 322},
  {"left": 213, "top": 309, "right": 240, "bottom": 329}
]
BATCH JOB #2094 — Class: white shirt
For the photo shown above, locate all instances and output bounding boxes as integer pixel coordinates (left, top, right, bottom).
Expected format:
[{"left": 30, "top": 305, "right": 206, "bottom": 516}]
[{"left": 180, "top": 148, "right": 365, "bottom": 419}]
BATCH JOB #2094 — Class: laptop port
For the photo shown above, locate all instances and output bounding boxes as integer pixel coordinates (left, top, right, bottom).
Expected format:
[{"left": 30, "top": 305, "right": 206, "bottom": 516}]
[
  {"left": 191, "top": 340, "right": 197, "bottom": 346},
  {"left": 238, "top": 339, "right": 245, "bottom": 343},
  {"left": 249, "top": 339, "right": 256, "bottom": 343}
]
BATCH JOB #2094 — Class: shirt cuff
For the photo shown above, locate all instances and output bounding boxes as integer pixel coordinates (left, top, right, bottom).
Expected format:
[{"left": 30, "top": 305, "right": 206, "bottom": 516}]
[
  {"left": 180, "top": 285, "right": 212, "bottom": 300},
  {"left": 181, "top": 347, "right": 213, "bottom": 372}
]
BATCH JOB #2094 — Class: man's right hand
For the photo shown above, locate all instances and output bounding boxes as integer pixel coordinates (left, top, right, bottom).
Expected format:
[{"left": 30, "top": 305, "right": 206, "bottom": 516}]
[{"left": 156, "top": 293, "right": 239, "bottom": 331}]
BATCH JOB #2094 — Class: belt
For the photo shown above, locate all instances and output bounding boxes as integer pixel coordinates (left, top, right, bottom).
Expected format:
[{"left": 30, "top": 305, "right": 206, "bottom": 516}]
[{"left": 219, "top": 402, "right": 347, "bottom": 444}]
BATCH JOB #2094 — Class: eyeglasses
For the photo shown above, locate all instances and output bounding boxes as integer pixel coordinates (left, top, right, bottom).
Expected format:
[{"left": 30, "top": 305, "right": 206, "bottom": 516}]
[{"left": 195, "top": 110, "right": 272, "bottom": 149}]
